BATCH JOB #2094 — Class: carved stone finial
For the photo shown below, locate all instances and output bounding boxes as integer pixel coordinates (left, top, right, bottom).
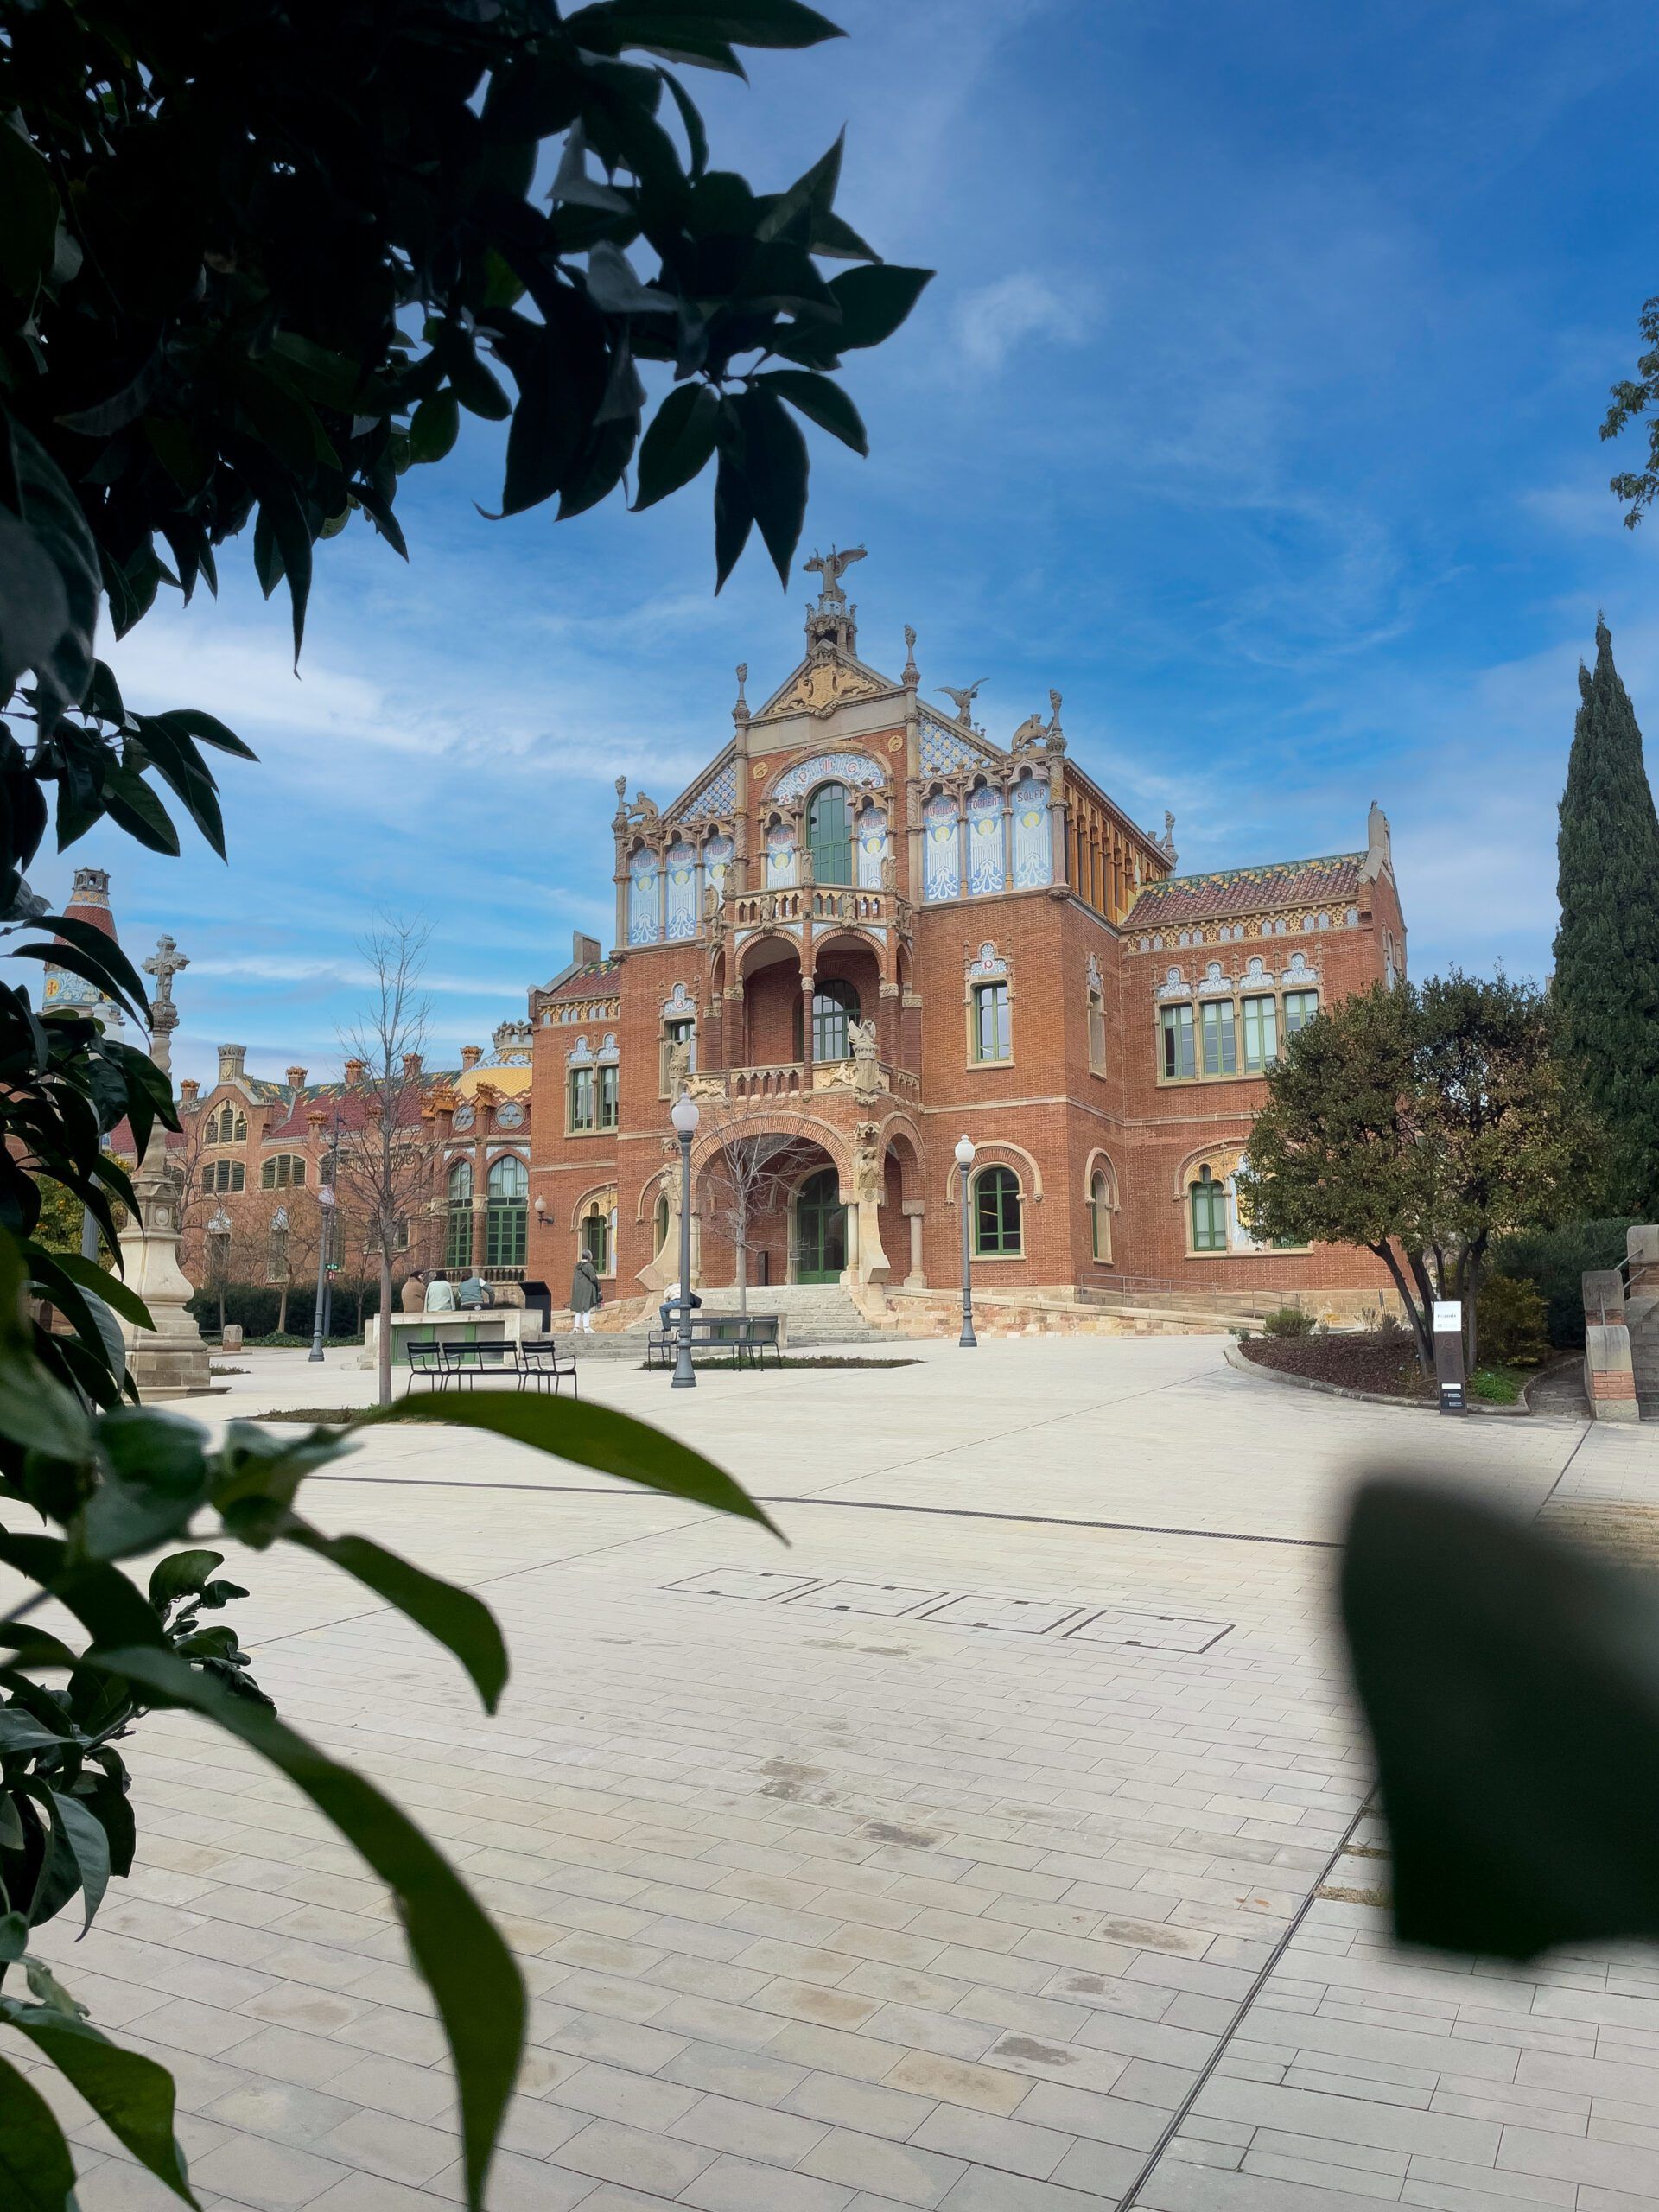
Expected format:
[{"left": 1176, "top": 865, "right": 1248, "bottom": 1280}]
[
  {"left": 735, "top": 662, "right": 747, "bottom": 700},
  {"left": 905, "top": 624, "right": 917, "bottom": 653},
  {"left": 1159, "top": 809, "right": 1178, "bottom": 860},
  {"left": 902, "top": 625, "right": 918, "bottom": 690},
  {"left": 1048, "top": 688, "right": 1062, "bottom": 722}
]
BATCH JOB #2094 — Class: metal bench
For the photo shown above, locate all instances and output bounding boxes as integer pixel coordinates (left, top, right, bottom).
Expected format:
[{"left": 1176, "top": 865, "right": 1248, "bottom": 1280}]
[
  {"left": 518, "top": 1341, "right": 578, "bottom": 1397},
  {"left": 440, "top": 1341, "right": 519, "bottom": 1387},
  {"left": 647, "top": 1314, "right": 782, "bottom": 1370}
]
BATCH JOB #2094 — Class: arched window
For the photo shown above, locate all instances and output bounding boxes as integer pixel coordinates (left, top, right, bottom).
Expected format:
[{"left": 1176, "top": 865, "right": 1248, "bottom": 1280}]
[
  {"left": 266, "top": 1212, "right": 289, "bottom": 1284},
  {"left": 653, "top": 1191, "right": 671, "bottom": 1258},
  {"left": 1190, "top": 1165, "right": 1226, "bottom": 1252},
  {"left": 260, "top": 1154, "right": 307, "bottom": 1191},
  {"left": 581, "top": 1204, "right": 610, "bottom": 1275},
  {"left": 210, "top": 1103, "right": 246, "bottom": 1145},
  {"left": 972, "top": 1165, "right": 1022, "bottom": 1257},
  {"left": 486, "top": 1154, "right": 528, "bottom": 1269},
  {"left": 798, "top": 978, "right": 859, "bottom": 1063},
  {"left": 806, "top": 783, "right": 854, "bottom": 886},
  {"left": 1090, "top": 1171, "right": 1114, "bottom": 1262},
  {"left": 446, "top": 1158, "right": 474, "bottom": 1270}
]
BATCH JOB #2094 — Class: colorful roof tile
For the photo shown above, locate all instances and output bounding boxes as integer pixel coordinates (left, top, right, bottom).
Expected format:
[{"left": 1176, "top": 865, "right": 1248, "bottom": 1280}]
[{"left": 1125, "top": 852, "right": 1364, "bottom": 927}]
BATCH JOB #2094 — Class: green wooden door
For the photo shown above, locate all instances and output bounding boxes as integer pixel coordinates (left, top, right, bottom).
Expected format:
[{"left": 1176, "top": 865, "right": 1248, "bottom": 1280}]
[{"left": 795, "top": 1167, "right": 846, "bottom": 1283}]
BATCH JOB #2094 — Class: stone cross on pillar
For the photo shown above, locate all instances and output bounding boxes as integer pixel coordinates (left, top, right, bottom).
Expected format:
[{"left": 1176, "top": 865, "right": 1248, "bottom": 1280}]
[{"left": 143, "top": 935, "right": 188, "bottom": 1075}]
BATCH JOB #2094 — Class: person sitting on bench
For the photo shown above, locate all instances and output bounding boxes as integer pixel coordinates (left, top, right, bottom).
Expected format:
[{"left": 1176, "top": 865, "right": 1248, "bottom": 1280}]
[{"left": 659, "top": 1281, "right": 702, "bottom": 1332}]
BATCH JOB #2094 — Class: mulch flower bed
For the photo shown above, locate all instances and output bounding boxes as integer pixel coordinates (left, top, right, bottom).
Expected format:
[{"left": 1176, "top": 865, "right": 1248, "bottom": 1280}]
[{"left": 1238, "top": 1332, "right": 1435, "bottom": 1401}]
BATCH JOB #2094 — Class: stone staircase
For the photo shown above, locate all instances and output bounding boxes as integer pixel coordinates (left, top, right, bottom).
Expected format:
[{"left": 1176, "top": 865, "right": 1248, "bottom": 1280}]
[{"left": 558, "top": 1281, "right": 899, "bottom": 1360}]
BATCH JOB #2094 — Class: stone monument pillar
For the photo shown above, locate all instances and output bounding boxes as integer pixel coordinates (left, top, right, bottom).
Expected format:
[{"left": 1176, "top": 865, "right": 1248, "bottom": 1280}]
[{"left": 117, "top": 936, "right": 212, "bottom": 1398}]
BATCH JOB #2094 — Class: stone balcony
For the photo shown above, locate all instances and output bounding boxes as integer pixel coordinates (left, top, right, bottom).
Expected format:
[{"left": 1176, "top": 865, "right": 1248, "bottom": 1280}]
[
  {"left": 722, "top": 884, "right": 914, "bottom": 942},
  {"left": 687, "top": 1058, "right": 921, "bottom": 1107}
]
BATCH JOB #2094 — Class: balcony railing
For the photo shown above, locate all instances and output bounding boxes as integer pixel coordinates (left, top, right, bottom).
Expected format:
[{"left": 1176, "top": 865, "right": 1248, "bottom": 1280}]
[
  {"left": 691, "top": 1060, "right": 920, "bottom": 1106},
  {"left": 724, "top": 885, "right": 913, "bottom": 938}
]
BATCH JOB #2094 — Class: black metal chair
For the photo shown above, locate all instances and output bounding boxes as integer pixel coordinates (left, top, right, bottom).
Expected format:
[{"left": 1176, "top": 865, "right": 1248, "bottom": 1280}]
[
  {"left": 518, "top": 1341, "right": 577, "bottom": 1397},
  {"left": 405, "top": 1342, "right": 448, "bottom": 1393}
]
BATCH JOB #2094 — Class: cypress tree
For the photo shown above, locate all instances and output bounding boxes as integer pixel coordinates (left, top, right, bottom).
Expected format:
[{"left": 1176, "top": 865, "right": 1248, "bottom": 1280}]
[{"left": 1554, "top": 616, "right": 1659, "bottom": 1215}]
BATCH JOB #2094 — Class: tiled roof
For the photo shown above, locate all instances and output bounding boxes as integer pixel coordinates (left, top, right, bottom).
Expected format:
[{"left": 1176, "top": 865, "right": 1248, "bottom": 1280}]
[
  {"left": 539, "top": 958, "right": 621, "bottom": 1003},
  {"left": 1125, "top": 852, "right": 1364, "bottom": 927}
]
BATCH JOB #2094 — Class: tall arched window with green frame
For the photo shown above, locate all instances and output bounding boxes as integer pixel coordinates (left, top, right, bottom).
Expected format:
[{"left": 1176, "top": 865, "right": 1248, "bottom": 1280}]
[
  {"left": 806, "top": 783, "right": 854, "bottom": 885},
  {"left": 1190, "top": 1165, "right": 1226, "bottom": 1252},
  {"left": 972, "top": 1164, "right": 1022, "bottom": 1257},
  {"left": 445, "top": 1157, "right": 473, "bottom": 1269},
  {"left": 486, "top": 1154, "right": 527, "bottom": 1268}
]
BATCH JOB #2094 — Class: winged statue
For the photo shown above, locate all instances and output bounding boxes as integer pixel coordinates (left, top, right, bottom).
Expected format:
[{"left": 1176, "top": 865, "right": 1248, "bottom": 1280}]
[
  {"left": 802, "top": 543, "right": 867, "bottom": 601},
  {"left": 936, "top": 679, "right": 988, "bottom": 725}
]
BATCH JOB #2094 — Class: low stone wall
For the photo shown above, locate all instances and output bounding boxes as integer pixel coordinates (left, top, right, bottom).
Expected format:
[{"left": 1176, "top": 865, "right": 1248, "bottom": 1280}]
[{"left": 878, "top": 1288, "right": 1227, "bottom": 1339}]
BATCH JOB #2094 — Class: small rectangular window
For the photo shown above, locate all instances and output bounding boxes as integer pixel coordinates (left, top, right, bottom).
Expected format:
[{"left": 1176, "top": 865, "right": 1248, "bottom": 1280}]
[
  {"left": 1283, "top": 989, "right": 1319, "bottom": 1038},
  {"left": 972, "top": 981, "right": 1011, "bottom": 1062},
  {"left": 598, "top": 1063, "right": 620, "bottom": 1128},
  {"left": 1241, "top": 995, "right": 1277, "bottom": 1072},
  {"left": 569, "top": 1067, "right": 595, "bottom": 1132},
  {"left": 1200, "top": 1000, "right": 1236, "bottom": 1077},
  {"left": 1161, "top": 1003, "right": 1195, "bottom": 1080}
]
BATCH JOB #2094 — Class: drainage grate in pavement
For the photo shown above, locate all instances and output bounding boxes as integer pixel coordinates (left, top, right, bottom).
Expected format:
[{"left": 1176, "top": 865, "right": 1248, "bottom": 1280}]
[
  {"left": 918, "top": 1594, "right": 1084, "bottom": 1636},
  {"left": 1066, "top": 1606, "right": 1234, "bottom": 1653},
  {"left": 785, "top": 1580, "right": 947, "bottom": 1618},
  {"left": 664, "top": 1568, "right": 821, "bottom": 1601},
  {"left": 666, "top": 1572, "right": 1235, "bottom": 1650}
]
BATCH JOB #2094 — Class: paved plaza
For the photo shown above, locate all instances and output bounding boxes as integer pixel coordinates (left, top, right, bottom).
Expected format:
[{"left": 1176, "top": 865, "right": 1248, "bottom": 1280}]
[{"left": 13, "top": 1338, "right": 1659, "bottom": 2212}]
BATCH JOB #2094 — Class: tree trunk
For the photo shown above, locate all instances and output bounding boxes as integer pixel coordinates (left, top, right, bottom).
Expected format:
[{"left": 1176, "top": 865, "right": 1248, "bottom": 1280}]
[
  {"left": 1373, "top": 1240, "right": 1433, "bottom": 1375},
  {"left": 736, "top": 1224, "right": 748, "bottom": 1315},
  {"left": 377, "top": 1250, "right": 393, "bottom": 1408},
  {"left": 276, "top": 1283, "right": 289, "bottom": 1335}
]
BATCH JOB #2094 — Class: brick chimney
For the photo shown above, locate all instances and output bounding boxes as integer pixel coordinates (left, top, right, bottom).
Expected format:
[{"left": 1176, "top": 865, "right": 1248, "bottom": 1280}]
[
  {"left": 402, "top": 1052, "right": 423, "bottom": 1079},
  {"left": 286, "top": 1065, "right": 308, "bottom": 1090},
  {"left": 178, "top": 1078, "right": 200, "bottom": 1106},
  {"left": 217, "top": 1044, "right": 246, "bottom": 1084},
  {"left": 460, "top": 1045, "right": 482, "bottom": 1071},
  {"left": 343, "top": 1056, "right": 366, "bottom": 1085}
]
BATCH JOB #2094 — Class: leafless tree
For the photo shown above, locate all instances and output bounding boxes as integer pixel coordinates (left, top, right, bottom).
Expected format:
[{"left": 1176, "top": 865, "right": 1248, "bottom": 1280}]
[
  {"left": 333, "top": 916, "right": 435, "bottom": 1405},
  {"left": 697, "top": 1092, "right": 815, "bottom": 1314}
]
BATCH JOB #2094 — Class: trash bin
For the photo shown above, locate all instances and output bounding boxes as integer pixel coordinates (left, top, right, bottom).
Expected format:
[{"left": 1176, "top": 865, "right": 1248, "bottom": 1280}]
[{"left": 519, "top": 1280, "right": 552, "bottom": 1336}]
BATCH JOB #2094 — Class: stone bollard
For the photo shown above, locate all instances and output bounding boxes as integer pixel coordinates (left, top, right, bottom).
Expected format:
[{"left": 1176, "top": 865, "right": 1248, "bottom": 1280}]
[{"left": 220, "top": 1323, "right": 244, "bottom": 1353}]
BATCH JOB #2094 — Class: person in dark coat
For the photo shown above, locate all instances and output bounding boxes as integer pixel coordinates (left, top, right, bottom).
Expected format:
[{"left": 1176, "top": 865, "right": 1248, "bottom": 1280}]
[{"left": 569, "top": 1254, "right": 602, "bottom": 1333}]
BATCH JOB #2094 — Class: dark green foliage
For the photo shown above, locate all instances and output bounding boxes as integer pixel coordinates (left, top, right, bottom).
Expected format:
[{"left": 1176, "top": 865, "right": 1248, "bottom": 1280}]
[
  {"left": 1261, "top": 1304, "right": 1314, "bottom": 1338},
  {"left": 1238, "top": 972, "right": 1598, "bottom": 1376},
  {"left": 1471, "top": 1274, "right": 1549, "bottom": 1369},
  {"left": 185, "top": 1280, "right": 397, "bottom": 1340},
  {"left": 1344, "top": 1478, "right": 1659, "bottom": 1958},
  {"left": 1489, "top": 1218, "right": 1635, "bottom": 1349},
  {"left": 1602, "top": 296, "right": 1659, "bottom": 525},
  {"left": 1552, "top": 619, "right": 1659, "bottom": 1215}
]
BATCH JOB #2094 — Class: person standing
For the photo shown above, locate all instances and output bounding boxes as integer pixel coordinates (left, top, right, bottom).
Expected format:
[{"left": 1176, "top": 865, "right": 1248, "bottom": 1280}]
[{"left": 570, "top": 1252, "right": 602, "bottom": 1334}]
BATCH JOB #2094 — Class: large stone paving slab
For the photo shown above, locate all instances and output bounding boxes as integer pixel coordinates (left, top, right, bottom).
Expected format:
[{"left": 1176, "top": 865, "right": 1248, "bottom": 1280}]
[{"left": 4, "top": 1339, "right": 1653, "bottom": 2211}]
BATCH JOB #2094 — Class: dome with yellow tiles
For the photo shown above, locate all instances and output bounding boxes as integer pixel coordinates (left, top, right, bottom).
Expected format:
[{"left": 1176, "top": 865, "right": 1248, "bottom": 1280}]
[{"left": 454, "top": 1020, "right": 533, "bottom": 1100}]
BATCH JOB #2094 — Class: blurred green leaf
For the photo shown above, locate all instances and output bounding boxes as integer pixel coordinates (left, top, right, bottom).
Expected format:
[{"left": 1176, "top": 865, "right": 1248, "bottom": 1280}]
[
  {"left": 91, "top": 1647, "right": 524, "bottom": 2212},
  {"left": 635, "top": 382, "right": 719, "bottom": 510},
  {"left": 0, "top": 2050, "right": 78, "bottom": 2212},
  {"left": 283, "top": 1520, "right": 509, "bottom": 1712},
  {"left": 362, "top": 1391, "right": 779, "bottom": 1533},
  {"left": 1343, "top": 1477, "right": 1659, "bottom": 1959},
  {"left": 0, "top": 2000, "right": 196, "bottom": 2207}
]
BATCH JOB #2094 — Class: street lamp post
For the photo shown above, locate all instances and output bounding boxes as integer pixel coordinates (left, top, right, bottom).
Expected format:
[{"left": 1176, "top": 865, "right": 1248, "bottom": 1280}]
[
  {"left": 308, "top": 1120, "right": 342, "bottom": 1363},
  {"left": 670, "top": 1090, "right": 700, "bottom": 1389},
  {"left": 955, "top": 1133, "right": 977, "bottom": 1349}
]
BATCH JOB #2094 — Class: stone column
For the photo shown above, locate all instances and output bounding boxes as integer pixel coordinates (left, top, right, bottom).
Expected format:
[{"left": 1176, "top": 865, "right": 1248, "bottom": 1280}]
[
  {"left": 800, "top": 971, "right": 816, "bottom": 1083},
  {"left": 903, "top": 1202, "right": 925, "bottom": 1288},
  {"left": 471, "top": 1194, "right": 488, "bottom": 1271},
  {"left": 118, "top": 938, "right": 212, "bottom": 1399}
]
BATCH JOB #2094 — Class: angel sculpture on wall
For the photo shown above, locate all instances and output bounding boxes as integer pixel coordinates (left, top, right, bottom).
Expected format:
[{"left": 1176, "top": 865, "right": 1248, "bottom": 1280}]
[{"left": 936, "top": 679, "right": 988, "bottom": 726}]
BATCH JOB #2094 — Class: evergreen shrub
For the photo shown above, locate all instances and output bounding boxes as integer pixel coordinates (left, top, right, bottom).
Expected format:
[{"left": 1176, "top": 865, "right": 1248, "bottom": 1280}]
[
  {"left": 1473, "top": 1276, "right": 1550, "bottom": 1368},
  {"left": 1263, "top": 1305, "right": 1315, "bottom": 1338},
  {"left": 1489, "top": 1221, "right": 1636, "bottom": 1349}
]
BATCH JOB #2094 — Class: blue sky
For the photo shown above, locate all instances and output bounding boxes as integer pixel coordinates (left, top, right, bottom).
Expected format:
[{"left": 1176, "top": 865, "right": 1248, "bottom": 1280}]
[{"left": 41, "top": 0, "right": 1659, "bottom": 1085}]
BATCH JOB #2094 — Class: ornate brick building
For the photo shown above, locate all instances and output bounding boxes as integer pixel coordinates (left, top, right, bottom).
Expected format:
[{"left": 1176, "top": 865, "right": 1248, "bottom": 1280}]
[{"left": 506, "top": 552, "right": 1406, "bottom": 1311}]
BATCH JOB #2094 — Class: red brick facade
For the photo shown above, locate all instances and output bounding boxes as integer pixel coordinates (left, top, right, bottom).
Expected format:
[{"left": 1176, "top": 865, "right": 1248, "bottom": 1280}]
[{"left": 513, "top": 577, "right": 1405, "bottom": 1310}]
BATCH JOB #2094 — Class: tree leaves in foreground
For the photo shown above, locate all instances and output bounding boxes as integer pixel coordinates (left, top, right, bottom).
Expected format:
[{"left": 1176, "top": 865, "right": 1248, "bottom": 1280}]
[
  {"left": 1343, "top": 1478, "right": 1659, "bottom": 1958},
  {"left": 0, "top": 1286, "right": 775, "bottom": 2209}
]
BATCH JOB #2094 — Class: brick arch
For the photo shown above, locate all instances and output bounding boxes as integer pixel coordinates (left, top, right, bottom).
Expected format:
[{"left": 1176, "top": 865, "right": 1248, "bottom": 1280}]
[
  {"left": 569, "top": 1180, "right": 617, "bottom": 1232},
  {"left": 1170, "top": 1141, "right": 1243, "bottom": 1201},
  {"left": 688, "top": 1111, "right": 850, "bottom": 1195},
  {"left": 633, "top": 1164, "right": 674, "bottom": 1224},
  {"left": 876, "top": 1112, "right": 927, "bottom": 1203},
  {"left": 1082, "top": 1146, "right": 1119, "bottom": 1206},
  {"left": 944, "top": 1136, "right": 1043, "bottom": 1206}
]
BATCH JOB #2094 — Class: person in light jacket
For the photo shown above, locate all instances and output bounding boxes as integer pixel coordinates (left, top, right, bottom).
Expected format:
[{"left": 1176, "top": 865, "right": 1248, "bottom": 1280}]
[{"left": 569, "top": 1254, "right": 602, "bottom": 1333}]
